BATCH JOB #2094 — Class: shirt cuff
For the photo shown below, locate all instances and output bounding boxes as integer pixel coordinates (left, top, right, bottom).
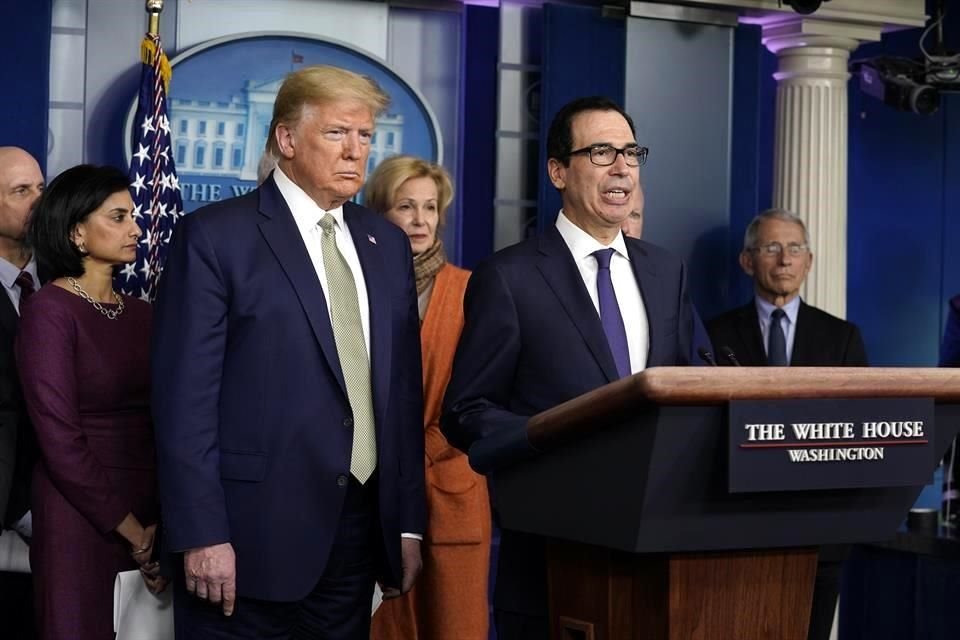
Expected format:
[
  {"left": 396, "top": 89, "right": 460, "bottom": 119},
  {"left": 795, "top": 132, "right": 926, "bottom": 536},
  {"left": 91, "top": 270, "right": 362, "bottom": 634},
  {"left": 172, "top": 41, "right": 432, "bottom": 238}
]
[{"left": 401, "top": 532, "right": 423, "bottom": 541}]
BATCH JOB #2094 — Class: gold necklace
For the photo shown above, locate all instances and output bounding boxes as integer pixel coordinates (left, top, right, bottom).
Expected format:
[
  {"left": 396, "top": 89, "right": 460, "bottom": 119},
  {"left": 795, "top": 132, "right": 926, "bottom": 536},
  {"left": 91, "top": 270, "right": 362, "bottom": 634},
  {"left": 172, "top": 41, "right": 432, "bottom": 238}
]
[{"left": 67, "top": 277, "right": 125, "bottom": 320}]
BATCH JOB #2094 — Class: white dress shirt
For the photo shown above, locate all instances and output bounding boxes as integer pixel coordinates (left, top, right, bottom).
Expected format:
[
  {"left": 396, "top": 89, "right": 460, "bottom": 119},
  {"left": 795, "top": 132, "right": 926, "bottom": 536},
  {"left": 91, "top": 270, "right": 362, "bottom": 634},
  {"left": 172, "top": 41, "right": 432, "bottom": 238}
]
[
  {"left": 555, "top": 211, "right": 649, "bottom": 373},
  {"left": 755, "top": 295, "right": 801, "bottom": 365},
  {"left": 273, "top": 167, "right": 371, "bottom": 358},
  {"left": 272, "top": 170, "right": 421, "bottom": 540}
]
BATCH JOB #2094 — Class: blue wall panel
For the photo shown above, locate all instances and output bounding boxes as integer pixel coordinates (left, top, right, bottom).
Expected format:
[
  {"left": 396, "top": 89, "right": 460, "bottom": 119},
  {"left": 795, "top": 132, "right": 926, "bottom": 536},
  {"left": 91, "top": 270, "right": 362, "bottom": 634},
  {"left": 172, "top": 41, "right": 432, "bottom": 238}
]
[
  {"left": 537, "top": 4, "right": 626, "bottom": 232},
  {"left": 848, "top": 86, "right": 945, "bottom": 365},
  {"left": 623, "top": 17, "right": 734, "bottom": 321},
  {"left": 725, "top": 24, "right": 778, "bottom": 316},
  {"left": 1, "top": 1, "right": 52, "bottom": 172},
  {"left": 943, "top": 95, "right": 960, "bottom": 338},
  {"left": 847, "top": 25, "right": 951, "bottom": 366},
  {"left": 939, "top": 2, "right": 960, "bottom": 346},
  {"left": 728, "top": 24, "right": 765, "bottom": 313},
  {"left": 458, "top": 5, "right": 499, "bottom": 269}
]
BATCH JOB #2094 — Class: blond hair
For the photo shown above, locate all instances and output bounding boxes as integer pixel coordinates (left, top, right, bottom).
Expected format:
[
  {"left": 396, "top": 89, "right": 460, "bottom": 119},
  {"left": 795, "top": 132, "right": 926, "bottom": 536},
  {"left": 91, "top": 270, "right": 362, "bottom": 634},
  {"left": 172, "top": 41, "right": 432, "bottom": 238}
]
[
  {"left": 364, "top": 155, "right": 454, "bottom": 226},
  {"left": 266, "top": 65, "right": 390, "bottom": 156}
]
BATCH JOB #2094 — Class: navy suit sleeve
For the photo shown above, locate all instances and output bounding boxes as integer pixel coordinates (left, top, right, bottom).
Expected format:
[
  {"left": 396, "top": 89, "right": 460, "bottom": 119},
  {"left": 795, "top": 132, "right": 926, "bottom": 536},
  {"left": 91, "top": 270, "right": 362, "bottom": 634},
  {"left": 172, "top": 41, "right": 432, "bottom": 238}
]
[
  {"left": 152, "top": 214, "right": 232, "bottom": 552},
  {"left": 843, "top": 325, "right": 868, "bottom": 366},
  {"left": 395, "top": 240, "right": 427, "bottom": 535},
  {"left": 0, "top": 399, "right": 14, "bottom": 523},
  {"left": 0, "top": 305, "right": 18, "bottom": 523},
  {"left": 440, "top": 261, "right": 537, "bottom": 474},
  {"left": 940, "top": 296, "right": 960, "bottom": 367},
  {"left": 689, "top": 306, "right": 712, "bottom": 366},
  {"left": 675, "top": 260, "right": 695, "bottom": 366}
]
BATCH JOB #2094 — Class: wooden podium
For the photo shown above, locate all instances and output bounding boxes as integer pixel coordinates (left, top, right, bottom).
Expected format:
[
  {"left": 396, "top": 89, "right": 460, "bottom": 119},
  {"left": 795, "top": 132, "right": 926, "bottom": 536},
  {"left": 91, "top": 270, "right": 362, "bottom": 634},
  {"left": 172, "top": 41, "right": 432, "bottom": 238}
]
[{"left": 490, "top": 367, "right": 960, "bottom": 640}]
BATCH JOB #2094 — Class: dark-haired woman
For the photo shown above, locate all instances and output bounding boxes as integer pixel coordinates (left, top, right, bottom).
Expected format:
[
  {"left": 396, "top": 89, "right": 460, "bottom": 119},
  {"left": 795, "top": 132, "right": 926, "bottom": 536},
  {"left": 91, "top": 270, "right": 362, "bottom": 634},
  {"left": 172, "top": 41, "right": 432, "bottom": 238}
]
[{"left": 14, "top": 164, "right": 162, "bottom": 639}]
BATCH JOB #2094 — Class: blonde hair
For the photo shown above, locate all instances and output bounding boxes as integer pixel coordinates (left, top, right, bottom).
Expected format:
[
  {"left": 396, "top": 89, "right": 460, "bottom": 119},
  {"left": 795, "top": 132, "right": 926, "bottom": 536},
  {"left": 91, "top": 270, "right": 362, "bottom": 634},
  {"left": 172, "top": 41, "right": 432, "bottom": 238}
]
[
  {"left": 364, "top": 155, "right": 454, "bottom": 227},
  {"left": 266, "top": 65, "right": 390, "bottom": 156}
]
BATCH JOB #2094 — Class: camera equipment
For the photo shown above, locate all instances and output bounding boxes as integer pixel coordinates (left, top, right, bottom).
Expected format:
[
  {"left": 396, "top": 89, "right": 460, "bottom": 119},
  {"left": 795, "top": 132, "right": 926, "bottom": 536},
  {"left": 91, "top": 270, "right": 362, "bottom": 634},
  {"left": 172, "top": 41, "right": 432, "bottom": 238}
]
[
  {"left": 780, "top": 0, "right": 830, "bottom": 15},
  {"left": 853, "top": 0, "right": 959, "bottom": 115}
]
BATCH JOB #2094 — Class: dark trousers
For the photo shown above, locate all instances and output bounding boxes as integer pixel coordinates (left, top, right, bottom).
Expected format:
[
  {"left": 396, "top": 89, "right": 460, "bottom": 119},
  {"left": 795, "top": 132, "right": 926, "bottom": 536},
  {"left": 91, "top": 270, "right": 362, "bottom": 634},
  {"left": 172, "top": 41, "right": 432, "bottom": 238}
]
[
  {"left": 807, "top": 548, "right": 847, "bottom": 640},
  {"left": 494, "top": 609, "right": 549, "bottom": 640},
  {"left": 0, "top": 570, "right": 34, "bottom": 640},
  {"left": 174, "top": 476, "right": 379, "bottom": 640}
]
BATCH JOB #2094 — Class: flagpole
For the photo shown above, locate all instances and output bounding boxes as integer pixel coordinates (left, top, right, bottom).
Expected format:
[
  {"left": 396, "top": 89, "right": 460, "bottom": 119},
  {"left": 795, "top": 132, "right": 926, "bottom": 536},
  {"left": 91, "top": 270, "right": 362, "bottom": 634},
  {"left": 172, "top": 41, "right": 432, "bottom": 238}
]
[{"left": 146, "top": 0, "right": 163, "bottom": 36}]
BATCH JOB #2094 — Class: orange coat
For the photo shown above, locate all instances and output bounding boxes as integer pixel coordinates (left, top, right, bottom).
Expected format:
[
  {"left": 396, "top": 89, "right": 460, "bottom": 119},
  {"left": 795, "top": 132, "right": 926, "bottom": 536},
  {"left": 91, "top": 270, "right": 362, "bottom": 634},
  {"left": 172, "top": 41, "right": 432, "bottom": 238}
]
[{"left": 371, "top": 264, "right": 491, "bottom": 640}]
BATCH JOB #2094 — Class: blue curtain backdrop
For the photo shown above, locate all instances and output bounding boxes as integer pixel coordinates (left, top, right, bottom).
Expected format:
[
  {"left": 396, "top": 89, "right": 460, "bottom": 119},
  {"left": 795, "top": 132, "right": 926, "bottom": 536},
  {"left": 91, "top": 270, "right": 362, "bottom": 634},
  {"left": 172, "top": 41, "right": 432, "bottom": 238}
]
[
  {"left": 1, "top": 1, "right": 53, "bottom": 173},
  {"left": 537, "top": 4, "right": 626, "bottom": 232},
  {"left": 457, "top": 4, "right": 500, "bottom": 269}
]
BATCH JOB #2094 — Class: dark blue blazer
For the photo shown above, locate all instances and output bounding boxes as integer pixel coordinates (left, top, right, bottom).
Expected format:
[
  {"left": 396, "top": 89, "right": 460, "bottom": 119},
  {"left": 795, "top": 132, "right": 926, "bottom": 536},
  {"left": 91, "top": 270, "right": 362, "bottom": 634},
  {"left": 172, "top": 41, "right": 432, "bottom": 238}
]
[
  {"left": 152, "top": 177, "right": 425, "bottom": 602},
  {"left": 440, "top": 224, "right": 694, "bottom": 617},
  {"left": 706, "top": 300, "right": 868, "bottom": 367},
  {"left": 941, "top": 295, "right": 960, "bottom": 367}
]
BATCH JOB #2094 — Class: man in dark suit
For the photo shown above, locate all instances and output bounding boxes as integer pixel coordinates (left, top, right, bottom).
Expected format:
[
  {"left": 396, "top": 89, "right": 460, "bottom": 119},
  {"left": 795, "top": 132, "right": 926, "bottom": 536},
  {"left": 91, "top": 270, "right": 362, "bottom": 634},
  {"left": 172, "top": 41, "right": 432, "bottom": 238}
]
[
  {"left": 707, "top": 207, "right": 867, "bottom": 640},
  {"left": 707, "top": 208, "right": 866, "bottom": 367},
  {"left": 152, "top": 66, "right": 425, "bottom": 639},
  {"left": 0, "top": 146, "right": 43, "bottom": 639},
  {"left": 441, "top": 96, "right": 695, "bottom": 640}
]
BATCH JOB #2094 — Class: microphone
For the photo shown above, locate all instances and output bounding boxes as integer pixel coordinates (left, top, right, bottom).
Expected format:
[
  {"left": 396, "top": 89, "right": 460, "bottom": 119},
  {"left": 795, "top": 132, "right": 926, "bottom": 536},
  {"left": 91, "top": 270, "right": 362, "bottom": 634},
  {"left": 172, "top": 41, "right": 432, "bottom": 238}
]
[
  {"left": 719, "top": 346, "right": 741, "bottom": 367},
  {"left": 697, "top": 347, "right": 718, "bottom": 366}
]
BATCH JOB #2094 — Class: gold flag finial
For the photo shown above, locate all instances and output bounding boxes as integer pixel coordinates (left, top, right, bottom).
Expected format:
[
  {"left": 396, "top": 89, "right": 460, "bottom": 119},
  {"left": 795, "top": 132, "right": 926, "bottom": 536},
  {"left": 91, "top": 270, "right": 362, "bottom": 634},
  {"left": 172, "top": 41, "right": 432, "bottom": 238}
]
[{"left": 146, "top": 0, "right": 163, "bottom": 36}]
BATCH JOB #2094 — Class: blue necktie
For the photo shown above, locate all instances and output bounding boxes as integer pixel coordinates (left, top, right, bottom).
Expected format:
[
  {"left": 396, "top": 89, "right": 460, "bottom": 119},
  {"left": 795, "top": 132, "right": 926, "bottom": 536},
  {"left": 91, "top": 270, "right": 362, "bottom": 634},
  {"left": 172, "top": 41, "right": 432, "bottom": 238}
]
[
  {"left": 767, "top": 308, "right": 788, "bottom": 366},
  {"left": 593, "top": 248, "right": 631, "bottom": 378}
]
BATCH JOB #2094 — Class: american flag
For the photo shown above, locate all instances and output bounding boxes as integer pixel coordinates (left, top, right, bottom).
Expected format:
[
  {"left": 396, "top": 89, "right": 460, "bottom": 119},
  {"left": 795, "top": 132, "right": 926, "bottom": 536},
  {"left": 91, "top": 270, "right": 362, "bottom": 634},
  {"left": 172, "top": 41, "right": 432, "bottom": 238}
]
[{"left": 118, "top": 32, "right": 184, "bottom": 302}]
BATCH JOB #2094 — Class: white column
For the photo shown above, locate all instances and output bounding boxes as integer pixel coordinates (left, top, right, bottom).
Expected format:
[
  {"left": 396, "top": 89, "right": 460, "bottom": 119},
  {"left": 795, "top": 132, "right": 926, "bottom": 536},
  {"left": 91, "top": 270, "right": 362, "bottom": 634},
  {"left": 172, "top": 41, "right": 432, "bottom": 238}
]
[{"left": 764, "top": 33, "right": 860, "bottom": 319}]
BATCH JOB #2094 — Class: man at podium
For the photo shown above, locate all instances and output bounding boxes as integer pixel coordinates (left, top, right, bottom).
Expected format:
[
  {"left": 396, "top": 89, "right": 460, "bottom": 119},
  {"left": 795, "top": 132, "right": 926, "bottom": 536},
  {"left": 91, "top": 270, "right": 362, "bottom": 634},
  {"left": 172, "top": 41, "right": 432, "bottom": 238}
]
[{"left": 442, "top": 96, "right": 696, "bottom": 640}]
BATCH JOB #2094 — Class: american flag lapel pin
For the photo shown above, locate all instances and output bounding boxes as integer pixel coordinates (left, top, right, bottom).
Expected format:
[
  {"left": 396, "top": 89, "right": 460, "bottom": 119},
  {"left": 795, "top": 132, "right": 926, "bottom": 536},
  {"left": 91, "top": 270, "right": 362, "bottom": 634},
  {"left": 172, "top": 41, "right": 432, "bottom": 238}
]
[{"left": 367, "top": 234, "right": 377, "bottom": 245}]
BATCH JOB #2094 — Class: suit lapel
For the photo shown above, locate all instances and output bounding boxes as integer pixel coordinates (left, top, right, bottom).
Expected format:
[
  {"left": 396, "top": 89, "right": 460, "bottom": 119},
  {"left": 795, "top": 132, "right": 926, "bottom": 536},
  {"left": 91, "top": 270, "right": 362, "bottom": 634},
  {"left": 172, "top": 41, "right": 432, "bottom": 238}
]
[
  {"left": 344, "top": 204, "right": 392, "bottom": 425},
  {"left": 790, "top": 302, "right": 816, "bottom": 366},
  {"left": 536, "top": 226, "right": 619, "bottom": 383},
  {"left": 256, "top": 180, "right": 348, "bottom": 398},
  {"left": 737, "top": 302, "right": 767, "bottom": 366}
]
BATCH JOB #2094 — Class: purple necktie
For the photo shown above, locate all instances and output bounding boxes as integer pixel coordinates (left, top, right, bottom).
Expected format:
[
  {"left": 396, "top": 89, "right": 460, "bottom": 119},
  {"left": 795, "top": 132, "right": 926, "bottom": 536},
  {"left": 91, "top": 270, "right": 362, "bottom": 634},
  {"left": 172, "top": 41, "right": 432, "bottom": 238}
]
[
  {"left": 15, "top": 271, "right": 35, "bottom": 302},
  {"left": 593, "top": 248, "right": 631, "bottom": 378}
]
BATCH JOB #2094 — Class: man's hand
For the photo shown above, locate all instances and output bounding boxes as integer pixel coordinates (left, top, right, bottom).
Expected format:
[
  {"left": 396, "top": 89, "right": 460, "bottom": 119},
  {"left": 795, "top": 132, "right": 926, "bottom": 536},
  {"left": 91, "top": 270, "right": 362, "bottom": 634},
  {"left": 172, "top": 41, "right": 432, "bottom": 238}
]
[
  {"left": 382, "top": 537, "right": 422, "bottom": 600},
  {"left": 184, "top": 542, "right": 237, "bottom": 616}
]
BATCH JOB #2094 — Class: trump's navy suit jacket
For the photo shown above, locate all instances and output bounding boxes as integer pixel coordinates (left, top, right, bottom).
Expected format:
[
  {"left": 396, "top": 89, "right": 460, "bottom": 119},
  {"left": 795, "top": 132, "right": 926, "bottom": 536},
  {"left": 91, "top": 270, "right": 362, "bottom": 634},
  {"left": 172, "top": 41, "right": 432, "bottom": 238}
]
[
  {"left": 152, "top": 177, "right": 425, "bottom": 602},
  {"left": 441, "top": 224, "right": 694, "bottom": 617}
]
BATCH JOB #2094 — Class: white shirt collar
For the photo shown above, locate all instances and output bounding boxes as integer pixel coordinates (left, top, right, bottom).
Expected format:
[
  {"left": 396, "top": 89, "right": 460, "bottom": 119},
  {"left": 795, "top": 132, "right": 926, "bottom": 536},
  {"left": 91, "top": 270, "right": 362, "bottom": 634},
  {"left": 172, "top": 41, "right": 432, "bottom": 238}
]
[
  {"left": 555, "top": 210, "right": 629, "bottom": 261},
  {"left": 0, "top": 255, "right": 38, "bottom": 290},
  {"left": 272, "top": 166, "right": 345, "bottom": 234}
]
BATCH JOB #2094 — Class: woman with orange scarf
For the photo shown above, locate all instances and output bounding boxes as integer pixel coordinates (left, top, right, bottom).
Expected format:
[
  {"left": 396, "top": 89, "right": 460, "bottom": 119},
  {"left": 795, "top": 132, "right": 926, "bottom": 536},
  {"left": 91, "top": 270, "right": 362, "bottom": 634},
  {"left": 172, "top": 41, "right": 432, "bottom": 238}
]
[{"left": 365, "top": 156, "right": 490, "bottom": 640}]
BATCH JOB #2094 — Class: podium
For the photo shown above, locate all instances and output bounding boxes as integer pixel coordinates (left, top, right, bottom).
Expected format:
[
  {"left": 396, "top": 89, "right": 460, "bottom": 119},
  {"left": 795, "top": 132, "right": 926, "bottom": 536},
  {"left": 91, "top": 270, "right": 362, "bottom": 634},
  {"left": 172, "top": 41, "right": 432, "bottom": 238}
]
[{"left": 491, "top": 367, "right": 960, "bottom": 640}]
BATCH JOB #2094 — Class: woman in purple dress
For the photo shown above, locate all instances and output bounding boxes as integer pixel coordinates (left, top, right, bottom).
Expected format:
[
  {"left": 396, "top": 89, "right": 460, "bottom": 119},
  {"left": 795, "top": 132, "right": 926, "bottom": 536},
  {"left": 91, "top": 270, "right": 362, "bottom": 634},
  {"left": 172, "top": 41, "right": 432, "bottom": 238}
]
[{"left": 15, "top": 165, "right": 164, "bottom": 639}]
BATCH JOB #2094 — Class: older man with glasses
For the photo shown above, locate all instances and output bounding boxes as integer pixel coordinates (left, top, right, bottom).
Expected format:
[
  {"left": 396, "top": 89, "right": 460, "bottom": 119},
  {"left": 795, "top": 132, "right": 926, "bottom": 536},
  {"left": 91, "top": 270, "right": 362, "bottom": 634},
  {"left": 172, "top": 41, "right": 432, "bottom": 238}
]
[
  {"left": 706, "top": 207, "right": 867, "bottom": 640},
  {"left": 707, "top": 207, "right": 866, "bottom": 369}
]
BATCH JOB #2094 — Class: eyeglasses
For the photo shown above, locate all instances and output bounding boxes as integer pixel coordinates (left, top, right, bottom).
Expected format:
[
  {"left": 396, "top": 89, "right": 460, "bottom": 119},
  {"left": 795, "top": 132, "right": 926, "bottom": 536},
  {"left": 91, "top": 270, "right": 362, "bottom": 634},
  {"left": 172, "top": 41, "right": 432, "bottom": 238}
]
[
  {"left": 750, "top": 242, "right": 809, "bottom": 257},
  {"left": 568, "top": 144, "right": 648, "bottom": 167}
]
